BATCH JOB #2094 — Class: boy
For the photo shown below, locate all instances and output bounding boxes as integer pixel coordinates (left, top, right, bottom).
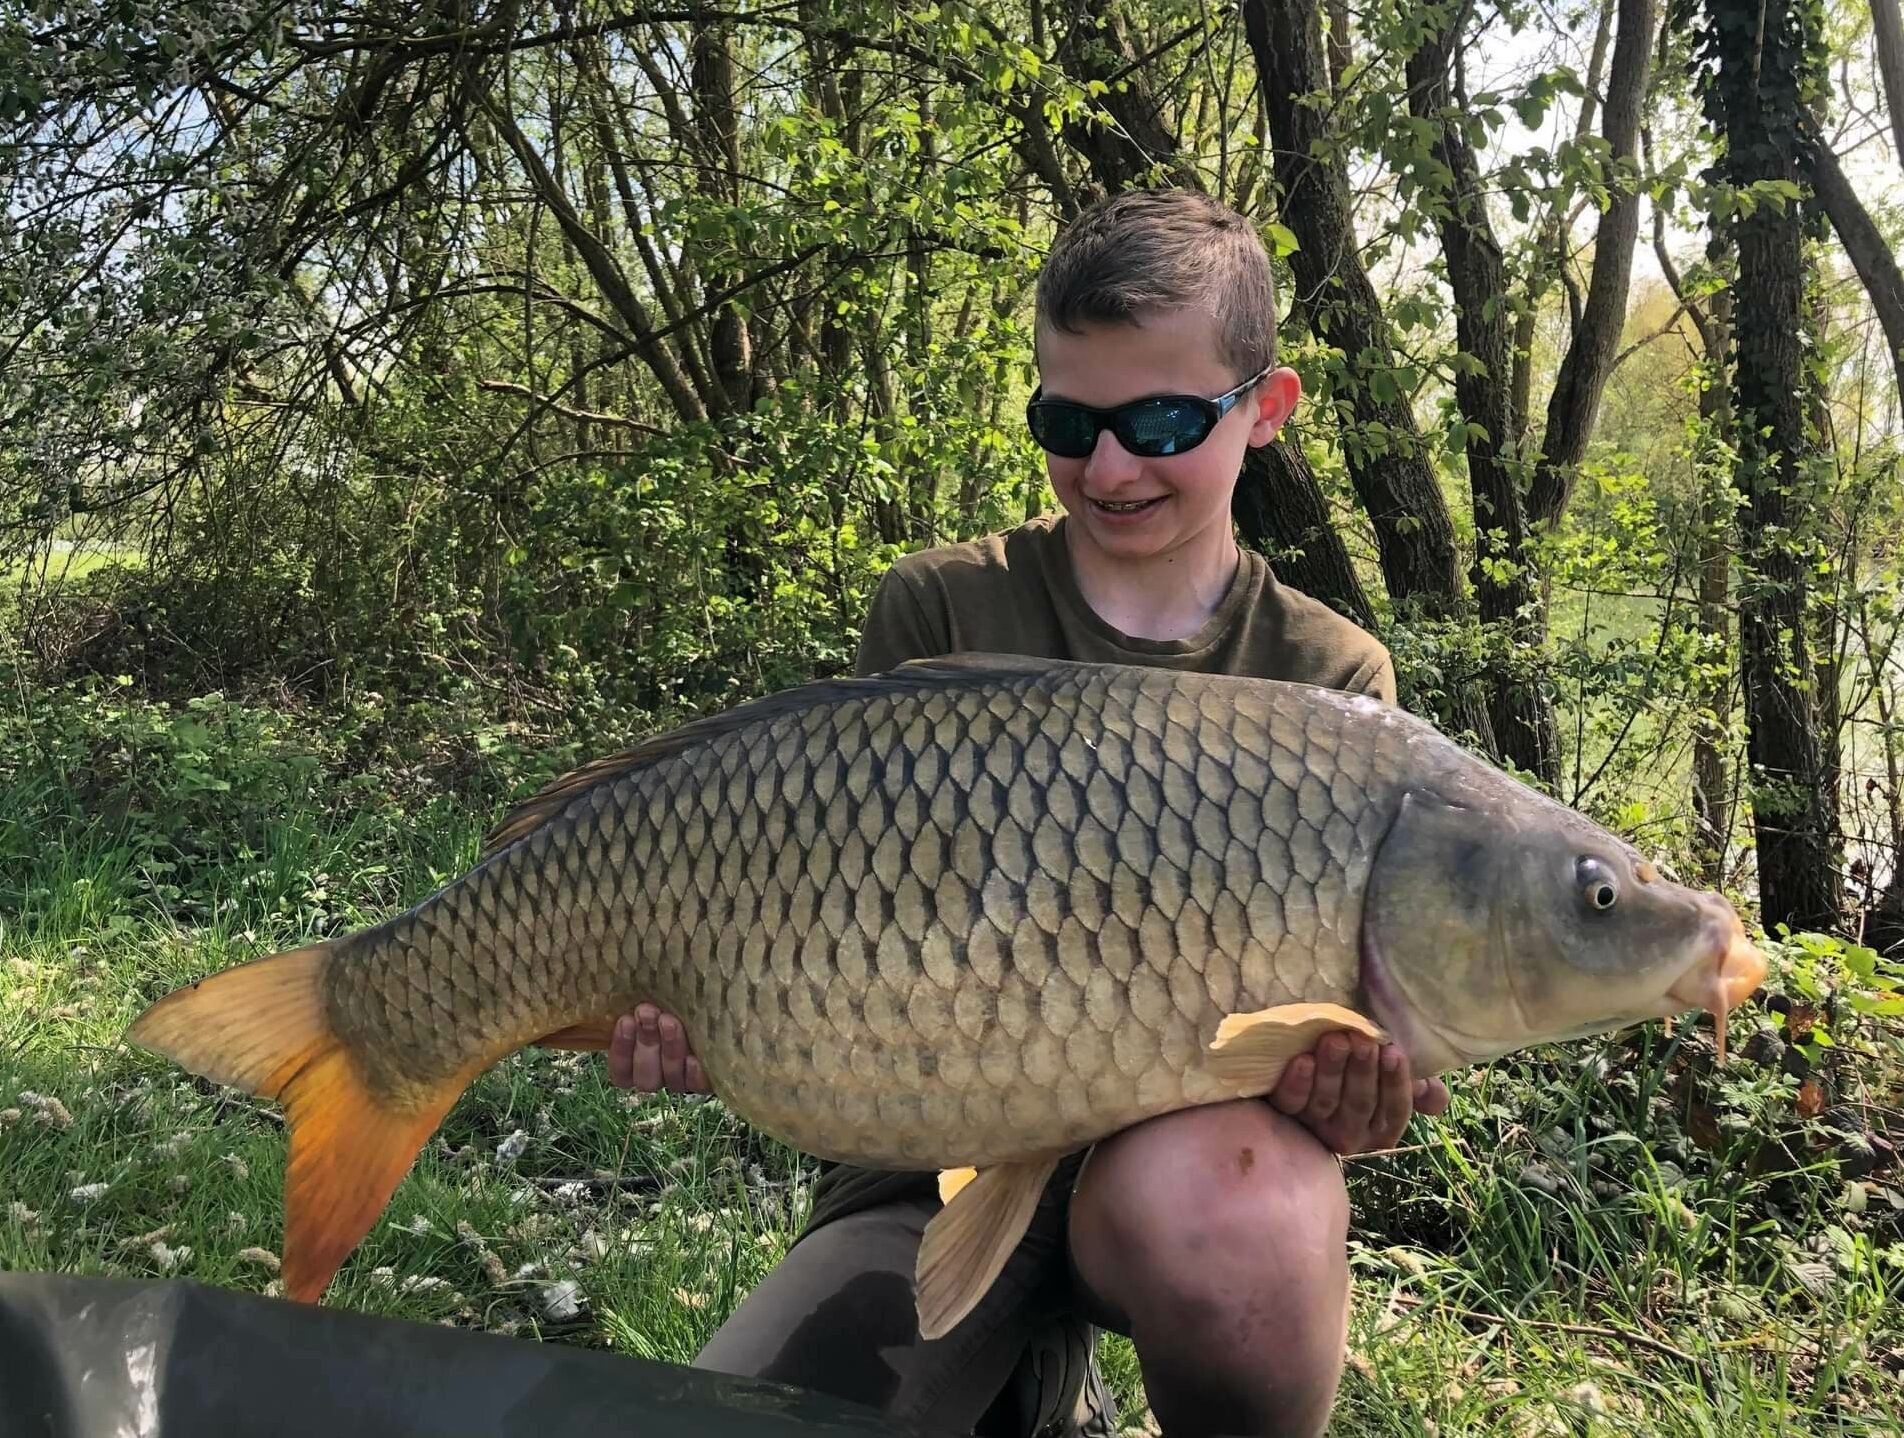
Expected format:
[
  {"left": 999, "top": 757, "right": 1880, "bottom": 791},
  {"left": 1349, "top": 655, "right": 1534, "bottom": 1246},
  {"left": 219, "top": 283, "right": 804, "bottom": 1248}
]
[{"left": 606, "top": 189, "right": 1450, "bottom": 1438}]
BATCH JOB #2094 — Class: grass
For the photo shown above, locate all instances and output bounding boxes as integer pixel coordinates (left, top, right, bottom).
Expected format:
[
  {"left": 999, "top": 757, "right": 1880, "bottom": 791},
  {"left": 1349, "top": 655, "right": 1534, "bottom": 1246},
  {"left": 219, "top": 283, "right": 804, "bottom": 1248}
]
[
  {"left": 3, "top": 705, "right": 1901, "bottom": 1436},
  {"left": 2, "top": 540, "right": 144, "bottom": 587}
]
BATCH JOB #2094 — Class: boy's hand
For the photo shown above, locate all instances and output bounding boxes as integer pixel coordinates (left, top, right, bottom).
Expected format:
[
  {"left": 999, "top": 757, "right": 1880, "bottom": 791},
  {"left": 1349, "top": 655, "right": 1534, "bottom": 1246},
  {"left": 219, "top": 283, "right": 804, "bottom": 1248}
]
[
  {"left": 1268, "top": 1032, "right": 1449, "bottom": 1156},
  {"left": 606, "top": 1003, "right": 709, "bottom": 1094}
]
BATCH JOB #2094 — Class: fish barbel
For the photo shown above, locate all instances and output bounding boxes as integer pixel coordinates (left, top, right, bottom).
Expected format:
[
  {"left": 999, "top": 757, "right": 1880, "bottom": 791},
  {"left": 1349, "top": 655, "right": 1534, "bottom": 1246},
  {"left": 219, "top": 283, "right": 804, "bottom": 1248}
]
[{"left": 127, "top": 655, "right": 1765, "bottom": 1336}]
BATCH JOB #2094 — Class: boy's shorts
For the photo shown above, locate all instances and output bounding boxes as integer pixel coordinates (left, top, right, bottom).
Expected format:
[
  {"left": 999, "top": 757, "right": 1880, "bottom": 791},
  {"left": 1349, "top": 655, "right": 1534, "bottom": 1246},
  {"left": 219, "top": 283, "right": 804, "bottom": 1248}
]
[{"left": 691, "top": 1174, "right": 1118, "bottom": 1437}]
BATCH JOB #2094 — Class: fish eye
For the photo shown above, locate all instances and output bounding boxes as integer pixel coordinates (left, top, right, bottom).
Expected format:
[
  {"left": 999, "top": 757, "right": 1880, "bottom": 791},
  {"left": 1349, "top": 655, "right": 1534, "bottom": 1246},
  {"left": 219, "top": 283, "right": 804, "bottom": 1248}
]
[{"left": 1577, "top": 857, "right": 1619, "bottom": 912}]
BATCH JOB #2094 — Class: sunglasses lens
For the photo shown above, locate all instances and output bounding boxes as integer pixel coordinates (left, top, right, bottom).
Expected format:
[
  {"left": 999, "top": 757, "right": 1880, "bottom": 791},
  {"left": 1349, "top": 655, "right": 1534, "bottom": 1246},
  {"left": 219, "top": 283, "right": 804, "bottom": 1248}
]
[
  {"left": 1027, "top": 403, "right": 1100, "bottom": 458},
  {"left": 1121, "top": 398, "right": 1211, "bottom": 456}
]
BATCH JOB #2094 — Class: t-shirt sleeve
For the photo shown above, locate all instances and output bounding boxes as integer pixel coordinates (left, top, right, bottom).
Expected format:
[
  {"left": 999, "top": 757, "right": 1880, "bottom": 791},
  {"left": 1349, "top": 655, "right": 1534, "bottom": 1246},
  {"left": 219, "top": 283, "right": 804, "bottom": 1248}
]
[
  {"left": 1347, "top": 647, "right": 1399, "bottom": 706},
  {"left": 852, "top": 565, "right": 949, "bottom": 678}
]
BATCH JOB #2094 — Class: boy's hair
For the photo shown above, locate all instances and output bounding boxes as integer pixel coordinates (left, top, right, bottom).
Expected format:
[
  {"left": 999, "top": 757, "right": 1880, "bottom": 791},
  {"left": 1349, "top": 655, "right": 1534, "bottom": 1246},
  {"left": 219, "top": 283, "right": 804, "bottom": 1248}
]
[{"left": 1035, "top": 188, "right": 1278, "bottom": 378}]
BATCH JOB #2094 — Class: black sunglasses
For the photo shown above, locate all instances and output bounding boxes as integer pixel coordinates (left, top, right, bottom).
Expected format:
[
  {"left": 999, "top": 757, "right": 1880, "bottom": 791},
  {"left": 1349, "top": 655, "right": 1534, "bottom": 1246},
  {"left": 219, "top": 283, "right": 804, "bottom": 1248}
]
[{"left": 1025, "top": 362, "right": 1275, "bottom": 460}]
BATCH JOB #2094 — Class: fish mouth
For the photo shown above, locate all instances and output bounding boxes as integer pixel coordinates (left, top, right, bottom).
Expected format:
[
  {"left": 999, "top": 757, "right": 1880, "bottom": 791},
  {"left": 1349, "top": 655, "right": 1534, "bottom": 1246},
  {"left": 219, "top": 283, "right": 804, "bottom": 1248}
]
[{"left": 1662, "top": 905, "right": 1768, "bottom": 1064}]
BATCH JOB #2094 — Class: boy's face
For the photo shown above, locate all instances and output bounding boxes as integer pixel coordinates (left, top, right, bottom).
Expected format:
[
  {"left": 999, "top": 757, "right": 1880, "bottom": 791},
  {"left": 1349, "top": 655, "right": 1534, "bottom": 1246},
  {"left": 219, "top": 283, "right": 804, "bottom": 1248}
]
[{"left": 1034, "top": 308, "right": 1300, "bottom": 571}]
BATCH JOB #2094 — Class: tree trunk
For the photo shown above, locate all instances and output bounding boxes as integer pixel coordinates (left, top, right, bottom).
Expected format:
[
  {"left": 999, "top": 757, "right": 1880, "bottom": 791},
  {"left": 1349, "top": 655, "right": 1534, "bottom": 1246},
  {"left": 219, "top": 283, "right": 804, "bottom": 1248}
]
[
  {"left": 1871, "top": 0, "right": 1904, "bottom": 170},
  {"left": 1234, "top": 440, "right": 1376, "bottom": 628},
  {"left": 691, "top": 15, "right": 753, "bottom": 416},
  {"left": 1325, "top": 0, "right": 1351, "bottom": 92},
  {"left": 1510, "top": 0, "right": 1614, "bottom": 450},
  {"left": 1809, "top": 141, "right": 1904, "bottom": 399},
  {"left": 1526, "top": 0, "right": 1657, "bottom": 527},
  {"left": 1675, "top": 229, "right": 1737, "bottom": 890},
  {"left": 1863, "top": 662, "right": 1904, "bottom": 958},
  {"left": 1692, "top": 459, "right": 1735, "bottom": 888},
  {"left": 1405, "top": 2, "right": 1561, "bottom": 785},
  {"left": 1705, "top": 0, "right": 1843, "bottom": 934},
  {"left": 1242, "top": 0, "right": 1498, "bottom": 753}
]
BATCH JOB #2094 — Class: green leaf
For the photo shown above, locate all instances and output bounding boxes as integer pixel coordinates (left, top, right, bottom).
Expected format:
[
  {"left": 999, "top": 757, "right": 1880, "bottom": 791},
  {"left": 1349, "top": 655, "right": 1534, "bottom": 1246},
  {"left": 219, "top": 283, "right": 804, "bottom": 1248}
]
[{"left": 1263, "top": 222, "right": 1300, "bottom": 257}]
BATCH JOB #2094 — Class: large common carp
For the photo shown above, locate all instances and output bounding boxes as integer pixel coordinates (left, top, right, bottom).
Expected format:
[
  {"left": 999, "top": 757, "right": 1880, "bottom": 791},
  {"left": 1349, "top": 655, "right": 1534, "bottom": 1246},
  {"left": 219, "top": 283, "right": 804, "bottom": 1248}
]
[{"left": 129, "top": 655, "right": 1765, "bottom": 1337}]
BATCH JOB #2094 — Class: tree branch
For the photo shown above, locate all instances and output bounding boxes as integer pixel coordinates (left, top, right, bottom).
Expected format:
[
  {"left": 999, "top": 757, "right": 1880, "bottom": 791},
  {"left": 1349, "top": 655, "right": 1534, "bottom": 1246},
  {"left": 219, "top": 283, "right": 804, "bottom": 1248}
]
[{"left": 1527, "top": 0, "right": 1658, "bottom": 527}]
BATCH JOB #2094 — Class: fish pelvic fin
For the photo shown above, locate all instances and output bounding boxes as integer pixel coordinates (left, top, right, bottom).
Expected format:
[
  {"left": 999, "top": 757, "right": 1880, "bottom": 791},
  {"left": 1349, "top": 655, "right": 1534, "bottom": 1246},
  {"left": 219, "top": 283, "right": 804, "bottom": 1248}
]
[
  {"left": 126, "top": 943, "right": 474, "bottom": 1303},
  {"left": 1204, "top": 1002, "right": 1387, "bottom": 1092},
  {"left": 915, "top": 1155, "right": 1059, "bottom": 1342}
]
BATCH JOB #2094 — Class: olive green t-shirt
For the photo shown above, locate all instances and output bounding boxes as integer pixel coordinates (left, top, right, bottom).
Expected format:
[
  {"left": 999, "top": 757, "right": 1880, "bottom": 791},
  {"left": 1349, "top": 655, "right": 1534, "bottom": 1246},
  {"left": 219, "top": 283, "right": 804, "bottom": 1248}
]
[
  {"left": 851, "top": 513, "right": 1396, "bottom": 701},
  {"left": 800, "top": 512, "right": 1396, "bottom": 1232}
]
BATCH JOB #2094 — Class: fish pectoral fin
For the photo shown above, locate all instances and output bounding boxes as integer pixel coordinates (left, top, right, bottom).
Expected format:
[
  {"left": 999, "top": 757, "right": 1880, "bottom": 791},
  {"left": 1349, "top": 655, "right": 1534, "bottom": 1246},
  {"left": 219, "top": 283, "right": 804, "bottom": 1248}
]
[
  {"left": 915, "top": 1155, "right": 1059, "bottom": 1342},
  {"left": 126, "top": 943, "right": 477, "bottom": 1304},
  {"left": 937, "top": 1166, "right": 979, "bottom": 1204},
  {"left": 1204, "top": 1002, "right": 1388, "bottom": 1092},
  {"left": 532, "top": 1019, "right": 619, "bottom": 1051}
]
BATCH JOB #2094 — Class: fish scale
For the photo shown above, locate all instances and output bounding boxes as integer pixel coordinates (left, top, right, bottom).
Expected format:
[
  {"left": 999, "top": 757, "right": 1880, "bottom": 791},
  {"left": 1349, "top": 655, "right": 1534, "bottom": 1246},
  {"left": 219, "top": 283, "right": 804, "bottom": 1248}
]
[{"left": 128, "top": 652, "right": 1766, "bottom": 1329}]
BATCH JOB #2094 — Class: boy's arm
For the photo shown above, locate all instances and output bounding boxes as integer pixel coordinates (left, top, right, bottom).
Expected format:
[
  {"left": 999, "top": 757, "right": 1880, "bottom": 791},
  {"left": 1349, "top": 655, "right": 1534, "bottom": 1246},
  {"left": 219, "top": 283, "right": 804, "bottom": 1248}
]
[{"left": 1354, "top": 651, "right": 1399, "bottom": 707}]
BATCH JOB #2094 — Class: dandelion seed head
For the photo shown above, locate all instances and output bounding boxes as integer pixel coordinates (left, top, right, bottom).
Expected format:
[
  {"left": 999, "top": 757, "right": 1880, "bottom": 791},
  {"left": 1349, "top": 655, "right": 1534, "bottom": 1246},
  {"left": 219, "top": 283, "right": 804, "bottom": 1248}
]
[
  {"left": 539, "top": 1279, "right": 584, "bottom": 1320},
  {"left": 495, "top": 1129, "right": 529, "bottom": 1164},
  {"left": 149, "top": 1240, "right": 191, "bottom": 1271},
  {"left": 22, "top": 1093, "right": 74, "bottom": 1129}
]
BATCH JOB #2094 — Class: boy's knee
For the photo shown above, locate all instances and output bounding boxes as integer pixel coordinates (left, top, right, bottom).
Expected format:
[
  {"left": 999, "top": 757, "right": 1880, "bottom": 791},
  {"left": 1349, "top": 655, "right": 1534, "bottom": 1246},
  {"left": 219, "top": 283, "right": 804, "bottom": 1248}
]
[
  {"left": 1068, "top": 1101, "right": 1351, "bottom": 1431},
  {"left": 1072, "top": 1100, "right": 1349, "bottom": 1296}
]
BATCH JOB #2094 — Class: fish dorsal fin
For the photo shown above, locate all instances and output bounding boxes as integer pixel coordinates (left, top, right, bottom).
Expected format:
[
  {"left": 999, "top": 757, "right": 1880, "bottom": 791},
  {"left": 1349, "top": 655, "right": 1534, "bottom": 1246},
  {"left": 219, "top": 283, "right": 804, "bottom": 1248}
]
[
  {"left": 915, "top": 1154, "right": 1060, "bottom": 1340},
  {"left": 479, "top": 654, "right": 1068, "bottom": 859}
]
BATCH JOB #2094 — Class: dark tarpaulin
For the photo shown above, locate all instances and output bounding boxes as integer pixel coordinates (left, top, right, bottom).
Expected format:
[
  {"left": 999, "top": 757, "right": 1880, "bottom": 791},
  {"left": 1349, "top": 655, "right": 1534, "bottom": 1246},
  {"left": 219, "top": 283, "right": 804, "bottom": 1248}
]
[{"left": 0, "top": 1273, "right": 945, "bottom": 1438}]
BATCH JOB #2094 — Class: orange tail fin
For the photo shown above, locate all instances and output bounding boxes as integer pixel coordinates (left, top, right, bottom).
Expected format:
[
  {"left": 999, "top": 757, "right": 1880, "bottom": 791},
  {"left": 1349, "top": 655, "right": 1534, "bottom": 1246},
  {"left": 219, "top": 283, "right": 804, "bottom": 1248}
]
[{"left": 126, "top": 944, "right": 476, "bottom": 1303}]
